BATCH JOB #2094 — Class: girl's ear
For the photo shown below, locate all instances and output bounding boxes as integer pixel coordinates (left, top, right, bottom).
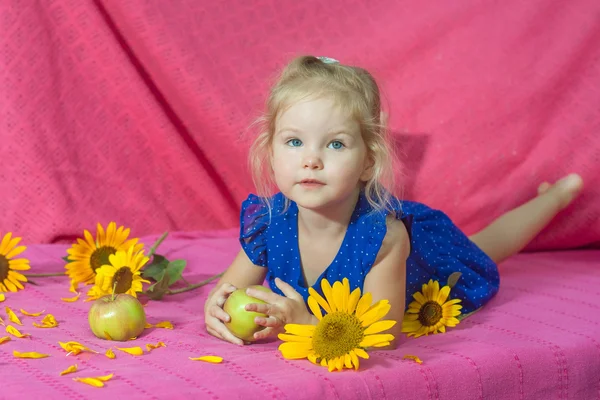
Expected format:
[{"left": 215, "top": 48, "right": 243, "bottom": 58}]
[{"left": 360, "top": 156, "right": 375, "bottom": 182}]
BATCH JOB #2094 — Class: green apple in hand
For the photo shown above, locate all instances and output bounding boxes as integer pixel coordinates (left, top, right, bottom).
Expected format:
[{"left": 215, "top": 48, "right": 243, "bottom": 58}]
[
  {"left": 88, "top": 293, "right": 147, "bottom": 341},
  {"left": 223, "top": 285, "right": 272, "bottom": 342}
]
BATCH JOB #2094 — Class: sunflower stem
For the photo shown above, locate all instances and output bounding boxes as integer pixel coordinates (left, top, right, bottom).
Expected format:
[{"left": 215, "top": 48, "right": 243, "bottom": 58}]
[
  {"left": 164, "top": 272, "right": 224, "bottom": 295},
  {"left": 147, "top": 232, "right": 169, "bottom": 259},
  {"left": 24, "top": 272, "right": 66, "bottom": 277}
]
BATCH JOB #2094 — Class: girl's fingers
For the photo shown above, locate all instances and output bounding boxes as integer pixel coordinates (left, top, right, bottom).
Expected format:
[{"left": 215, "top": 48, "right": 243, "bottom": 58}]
[
  {"left": 254, "top": 315, "right": 282, "bottom": 328},
  {"left": 274, "top": 278, "right": 303, "bottom": 301},
  {"left": 207, "top": 316, "right": 244, "bottom": 346},
  {"left": 253, "top": 327, "right": 276, "bottom": 340},
  {"left": 210, "top": 305, "right": 231, "bottom": 323},
  {"left": 245, "top": 302, "right": 273, "bottom": 314}
]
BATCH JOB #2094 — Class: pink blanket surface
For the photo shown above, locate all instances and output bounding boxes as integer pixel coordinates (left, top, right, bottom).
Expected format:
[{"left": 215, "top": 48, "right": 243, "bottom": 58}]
[
  {"left": 2, "top": 231, "right": 599, "bottom": 400},
  {"left": 1, "top": 0, "right": 599, "bottom": 249}
]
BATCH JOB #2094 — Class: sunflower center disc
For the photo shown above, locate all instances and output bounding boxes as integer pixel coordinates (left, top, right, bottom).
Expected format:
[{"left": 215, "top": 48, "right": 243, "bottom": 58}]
[
  {"left": 312, "top": 312, "right": 364, "bottom": 360},
  {"left": 113, "top": 267, "right": 134, "bottom": 294},
  {"left": 90, "top": 246, "right": 117, "bottom": 272},
  {"left": 418, "top": 301, "right": 443, "bottom": 326},
  {"left": 0, "top": 255, "right": 9, "bottom": 281}
]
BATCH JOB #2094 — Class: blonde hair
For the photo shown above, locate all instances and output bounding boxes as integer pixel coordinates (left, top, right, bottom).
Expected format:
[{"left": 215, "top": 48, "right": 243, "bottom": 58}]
[{"left": 249, "top": 55, "right": 397, "bottom": 214}]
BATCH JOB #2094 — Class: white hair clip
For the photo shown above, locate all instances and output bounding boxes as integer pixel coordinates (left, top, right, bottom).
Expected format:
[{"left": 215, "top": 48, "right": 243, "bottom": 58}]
[{"left": 317, "top": 56, "right": 339, "bottom": 64}]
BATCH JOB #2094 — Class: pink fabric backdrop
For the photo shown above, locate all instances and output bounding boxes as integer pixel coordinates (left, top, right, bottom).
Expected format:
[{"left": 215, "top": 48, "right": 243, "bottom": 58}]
[
  {"left": 2, "top": 231, "right": 599, "bottom": 399},
  {"left": 1, "top": 0, "right": 599, "bottom": 249}
]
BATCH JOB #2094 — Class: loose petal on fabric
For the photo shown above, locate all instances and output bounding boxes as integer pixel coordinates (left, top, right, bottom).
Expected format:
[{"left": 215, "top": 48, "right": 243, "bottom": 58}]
[
  {"left": 189, "top": 355, "right": 223, "bottom": 363},
  {"left": 115, "top": 346, "right": 144, "bottom": 356},
  {"left": 59, "top": 341, "right": 97, "bottom": 355},
  {"left": 146, "top": 342, "right": 166, "bottom": 351},
  {"left": 0, "top": 336, "right": 11, "bottom": 344},
  {"left": 146, "top": 321, "right": 173, "bottom": 329},
  {"left": 13, "top": 350, "right": 49, "bottom": 358},
  {"left": 73, "top": 374, "right": 113, "bottom": 388},
  {"left": 6, "top": 307, "right": 22, "bottom": 325},
  {"left": 105, "top": 348, "right": 115, "bottom": 359},
  {"left": 20, "top": 309, "right": 45, "bottom": 317},
  {"left": 61, "top": 293, "right": 81, "bottom": 302},
  {"left": 6, "top": 325, "right": 30, "bottom": 338},
  {"left": 60, "top": 364, "right": 78, "bottom": 375},
  {"left": 33, "top": 314, "right": 58, "bottom": 328},
  {"left": 403, "top": 355, "right": 423, "bottom": 364},
  {"left": 0, "top": 294, "right": 5, "bottom": 302}
]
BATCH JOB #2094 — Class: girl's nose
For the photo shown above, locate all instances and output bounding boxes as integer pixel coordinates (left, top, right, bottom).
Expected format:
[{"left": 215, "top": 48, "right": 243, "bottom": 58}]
[{"left": 303, "top": 155, "right": 323, "bottom": 170}]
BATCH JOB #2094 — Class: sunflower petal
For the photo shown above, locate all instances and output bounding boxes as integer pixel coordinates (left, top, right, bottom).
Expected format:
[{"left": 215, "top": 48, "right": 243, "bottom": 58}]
[
  {"left": 347, "top": 288, "right": 361, "bottom": 314},
  {"left": 321, "top": 279, "right": 336, "bottom": 312},
  {"left": 20, "top": 309, "right": 44, "bottom": 317},
  {"left": 0, "top": 294, "right": 4, "bottom": 302},
  {"left": 278, "top": 341, "right": 312, "bottom": 359},
  {"left": 283, "top": 324, "right": 315, "bottom": 337},
  {"left": 115, "top": 346, "right": 144, "bottom": 356},
  {"left": 146, "top": 342, "right": 166, "bottom": 351},
  {"left": 5, "top": 307, "right": 22, "bottom": 325},
  {"left": 277, "top": 333, "right": 312, "bottom": 342},
  {"left": 60, "top": 364, "right": 78, "bottom": 376},
  {"left": 307, "top": 296, "right": 323, "bottom": 320},
  {"left": 353, "top": 348, "right": 370, "bottom": 359},
  {"left": 189, "top": 355, "right": 223, "bottom": 363},
  {"left": 152, "top": 321, "right": 173, "bottom": 329},
  {"left": 6, "top": 325, "right": 30, "bottom": 338},
  {"left": 359, "top": 301, "right": 391, "bottom": 327},
  {"left": 308, "top": 287, "right": 331, "bottom": 315},
  {"left": 360, "top": 334, "right": 395, "bottom": 348},
  {"left": 0, "top": 232, "right": 13, "bottom": 254},
  {"left": 13, "top": 350, "right": 49, "bottom": 359},
  {"left": 350, "top": 350, "right": 360, "bottom": 370},
  {"left": 430, "top": 280, "right": 440, "bottom": 302},
  {"left": 403, "top": 355, "right": 423, "bottom": 364},
  {"left": 331, "top": 280, "right": 345, "bottom": 314},
  {"left": 0, "top": 336, "right": 11, "bottom": 344},
  {"left": 344, "top": 353, "right": 353, "bottom": 369},
  {"left": 105, "top": 348, "right": 115, "bottom": 359},
  {"left": 6, "top": 245, "right": 27, "bottom": 259},
  {"left": 61, "top": 293, "right": 81, "bottom": 302},
  {"left": 437, "top": 285, "right": 450, "bottom": 304},
  {"left": 355, "top": 292, "right": 373, "bottom": 318},
  {"left": 363, "top": 319, "right": 397, "bottom": 335}
]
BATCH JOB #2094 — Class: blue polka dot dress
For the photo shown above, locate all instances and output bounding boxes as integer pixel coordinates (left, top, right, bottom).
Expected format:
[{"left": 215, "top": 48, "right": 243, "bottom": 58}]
[{"left": 239, "top": 191, "right": 499, "bottom": 314}]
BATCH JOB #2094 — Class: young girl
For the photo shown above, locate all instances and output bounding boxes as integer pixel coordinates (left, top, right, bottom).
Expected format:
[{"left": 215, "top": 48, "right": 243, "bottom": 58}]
[{"left": 203, "top": 55, "right": 583, "bottom": 347}]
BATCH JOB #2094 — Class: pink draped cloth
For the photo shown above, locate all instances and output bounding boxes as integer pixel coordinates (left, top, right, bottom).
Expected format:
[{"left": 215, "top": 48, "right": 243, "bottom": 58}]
[{"left": 1, "top": 0, "right": 599, "bottom": 249}]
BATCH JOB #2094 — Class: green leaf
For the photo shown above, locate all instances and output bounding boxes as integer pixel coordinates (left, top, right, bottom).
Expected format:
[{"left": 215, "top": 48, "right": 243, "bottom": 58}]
[
  {"left": 166, "top": 260, "right": 186, "bottom": 286},
  {"left": 141, "top": 255, "right": 169, "bottom": 281},
  {"left": 447, "top": 272, "right": 462, "bottom": 288},
  {"left": 62, "top": 256, "right": 70, "bottom": 263}
]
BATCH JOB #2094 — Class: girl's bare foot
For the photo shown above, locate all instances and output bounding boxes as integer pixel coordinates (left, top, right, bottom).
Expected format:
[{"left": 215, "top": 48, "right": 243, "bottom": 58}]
[{"left": 537, "top": 173, "right": 584, "bottom": 209}]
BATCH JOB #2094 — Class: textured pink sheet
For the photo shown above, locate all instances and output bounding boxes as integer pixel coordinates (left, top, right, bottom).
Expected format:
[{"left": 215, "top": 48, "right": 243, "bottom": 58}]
[
  {"left": 1, "top": 0, "right": 600, "bottom": 249},
  {"left": 2, "top": 231, "right": 599, "bottom": 399}
]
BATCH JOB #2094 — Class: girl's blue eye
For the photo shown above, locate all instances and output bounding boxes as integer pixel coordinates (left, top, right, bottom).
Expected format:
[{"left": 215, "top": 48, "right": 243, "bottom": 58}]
[
  {"left": 287, "top": 139, "right": 303, "bottom": 147},
  {"left": 328, "top": 140, "right": 345, "bottom": 150}
]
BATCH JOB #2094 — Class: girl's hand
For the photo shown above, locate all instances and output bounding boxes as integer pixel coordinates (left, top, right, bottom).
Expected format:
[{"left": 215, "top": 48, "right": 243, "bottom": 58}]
[
  {"left": 204, "top": 283, "right": 245, "bottom": 346},
  {"left": 244, "top": 278, "right": 317, "bottom": 340}
]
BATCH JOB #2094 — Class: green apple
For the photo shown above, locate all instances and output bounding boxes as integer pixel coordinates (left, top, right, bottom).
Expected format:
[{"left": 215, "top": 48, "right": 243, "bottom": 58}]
[
  {"left": 88, "top": 293, "right": 147, "bottom": 341},
  {"left": 223, "top": 285, "right": 272, "bottom": 342}
]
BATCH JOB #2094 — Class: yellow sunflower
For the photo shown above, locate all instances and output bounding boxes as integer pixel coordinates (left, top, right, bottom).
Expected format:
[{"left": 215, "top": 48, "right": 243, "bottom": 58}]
[
  {"left": 87, "top": 246, "right": 150, "bottom": 300},
  {"left": 278, "top": 278, "right": 396, "bottom": 372},
  {"left": 65, "top": 222, "right": 143, "bottom": 287},
  {"left": 401, "top": 279, "right": 462, "bottom": 338},
  {"left": 0, "top": 232, "right": 30, "bottom": 292}
]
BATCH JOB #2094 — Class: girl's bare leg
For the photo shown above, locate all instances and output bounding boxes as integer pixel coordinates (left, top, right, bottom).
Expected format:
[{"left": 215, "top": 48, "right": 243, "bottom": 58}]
[{"left": 469, "top": 173, "right": 584, "bottom": 264}]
